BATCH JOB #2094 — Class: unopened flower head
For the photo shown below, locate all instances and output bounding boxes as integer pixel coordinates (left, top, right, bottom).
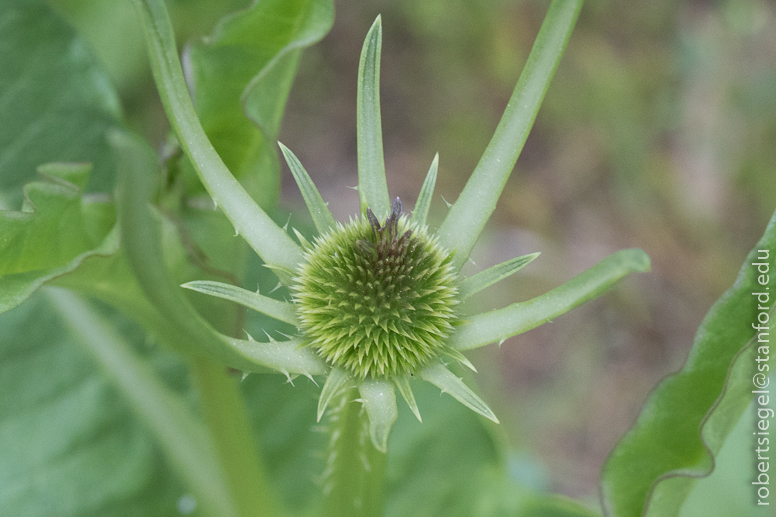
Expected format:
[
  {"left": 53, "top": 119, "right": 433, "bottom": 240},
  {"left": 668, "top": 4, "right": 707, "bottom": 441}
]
[{"left": 293, "top": 198, "right": 458, "bottom": 379}]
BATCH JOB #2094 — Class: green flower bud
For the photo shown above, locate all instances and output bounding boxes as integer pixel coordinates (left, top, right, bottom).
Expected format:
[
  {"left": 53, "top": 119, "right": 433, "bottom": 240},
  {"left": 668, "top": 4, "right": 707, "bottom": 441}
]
[{"left": 293, "top": 198, "right": 459, "bottom": 378}]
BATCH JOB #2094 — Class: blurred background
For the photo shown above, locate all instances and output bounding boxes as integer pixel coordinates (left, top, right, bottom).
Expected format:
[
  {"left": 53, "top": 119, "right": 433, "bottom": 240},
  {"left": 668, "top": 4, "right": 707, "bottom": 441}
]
[{"left": 52, "top": 0, "right": 776, "bottom": 503}]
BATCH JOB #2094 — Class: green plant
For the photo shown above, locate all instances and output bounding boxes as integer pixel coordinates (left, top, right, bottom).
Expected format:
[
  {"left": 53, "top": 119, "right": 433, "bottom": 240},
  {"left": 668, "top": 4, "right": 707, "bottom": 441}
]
[{"left": 1, "top": 0, "right": 773, "bottom": 516}]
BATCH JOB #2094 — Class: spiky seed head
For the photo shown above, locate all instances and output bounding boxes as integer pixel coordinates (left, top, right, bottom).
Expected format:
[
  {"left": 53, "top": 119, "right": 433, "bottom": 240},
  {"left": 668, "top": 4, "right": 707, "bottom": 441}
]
[{"left": 293, "top": 198, "right": 459, "bottom": 378}]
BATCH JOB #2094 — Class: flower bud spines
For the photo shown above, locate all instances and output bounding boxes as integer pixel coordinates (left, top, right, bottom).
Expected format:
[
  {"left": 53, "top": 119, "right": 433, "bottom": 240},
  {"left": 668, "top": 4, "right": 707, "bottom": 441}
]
[{"left": 294, "top": 198, "right": 459, "bottom": 378}]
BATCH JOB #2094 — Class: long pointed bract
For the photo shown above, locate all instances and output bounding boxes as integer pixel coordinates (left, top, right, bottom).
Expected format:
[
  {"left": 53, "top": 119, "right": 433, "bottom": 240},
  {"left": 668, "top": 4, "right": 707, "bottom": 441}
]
[
  {"left": 317, "top": 367, "right": 351, "bottom": 421},
  {"left": 358, "top": 378, "right": 397, "bottom": 453},
  {"left": 279, "top": 142, "right": 337, "bottom": 234},
  {"left": 450, "top": 249, "right": 650, "bottom": 351},
  {"left": 436, "top": 0, "right": 583, "bottom": 269},
  {"left": 223, "top": 335, "right": 328, "bottom": 377},
  {"left": 394, "top": 375, "right": 422, "bottom": 422},
  {"left": 182, "top": 280, "right": 299, "bottom": 326},
  {"left": 131, "top": 0, "right": 303, "bottom": 272},
  {"left": 356, "top": 15, "right": 390, "bottom": 219},
  {"left": 419, "top": 361, "right": 498, "bottom": 423},
  {"left": 458, "top": 252, "right": 540, "bottom": 300},
  {"left": 411, "top": 153, "right": 438, "bottom": 228}
]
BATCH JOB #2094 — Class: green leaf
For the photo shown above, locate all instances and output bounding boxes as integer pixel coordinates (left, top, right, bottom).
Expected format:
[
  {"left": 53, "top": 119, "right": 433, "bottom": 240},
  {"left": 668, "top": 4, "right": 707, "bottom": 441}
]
[
  {"left": 357, "top": 15, "right": 391, "bottom": 219},
  {"left": 678, "top": 399, "right": 775, "bottom": 517},
  {"left": 47, "top": 288, "right": 237, "bottom": 517},
  {"left": 394, "top": 375, "right": 422, "bottom": 422},
  {"left": 0, "top": 291, "right": 190, "bottom": 516},
  {"left": 451, "top": 249, "right": 650, "bottom": 351},
  {"left": 0, "top": 0, "right": 122, "bottom": 207},
  {"left": 436, "top": 0, "right": 583, "bottom": 269},
  {"left": 600, "top": 210, "right": 776, "bottom": 517},
  {"left": 185, "top": 0, "right": 334, "bottom": 209},
  {"left": 458, "top": 252, "right": 541, "bottom": 300},
  {"left": 0, "top": 163, "right": 118, "bottom": 314}
]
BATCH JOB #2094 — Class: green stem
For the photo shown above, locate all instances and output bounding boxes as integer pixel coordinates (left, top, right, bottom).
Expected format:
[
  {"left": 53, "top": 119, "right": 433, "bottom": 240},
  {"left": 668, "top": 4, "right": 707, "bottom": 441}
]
[
  {"left": 190, "top": 358, "right": 283, "bottom": 517},
  {"left": 323, "top": 389, "right": 386, "bottom": 517}
]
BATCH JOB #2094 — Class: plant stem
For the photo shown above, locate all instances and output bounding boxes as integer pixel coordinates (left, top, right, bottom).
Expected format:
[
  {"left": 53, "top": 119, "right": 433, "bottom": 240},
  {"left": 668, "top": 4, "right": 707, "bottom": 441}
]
[
  {"left": 190, "top": 357, "right": 284, "bottom": 517},
  {"left": 323, "top": 388, "right": 386, "bottom": 517}
]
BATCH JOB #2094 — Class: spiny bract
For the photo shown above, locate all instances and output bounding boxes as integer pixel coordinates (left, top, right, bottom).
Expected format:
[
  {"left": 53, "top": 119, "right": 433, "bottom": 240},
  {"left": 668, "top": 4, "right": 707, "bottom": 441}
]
[{"left": 293, "top": 198, "right": 459, "bottom": 379}]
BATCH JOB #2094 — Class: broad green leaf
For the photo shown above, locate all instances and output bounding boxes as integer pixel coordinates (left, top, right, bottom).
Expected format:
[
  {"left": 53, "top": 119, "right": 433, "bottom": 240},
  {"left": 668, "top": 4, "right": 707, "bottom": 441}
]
[
  {"left": 0, "top": 292, "right": 191, "bottom": 516},
  {"left": 437, "top": 0, "right": 583, "bottom": 269},
  {"left": 0, "top": 164, "right": 118, "bottom": 314},
  {"left": 185, "top": 0, "right": 334, "bottom": 209},
  {"left": 601, "top": 209, "right": 776, "bottom": 517},
  {"left": 0, "top": 0, "right": 122, "bottom": 207},
  {"left": 47, "top": 288, "right": 237, "bottom": 517},
  {"left": 678, "top": 398, "right": 775, "bottom": 517}
]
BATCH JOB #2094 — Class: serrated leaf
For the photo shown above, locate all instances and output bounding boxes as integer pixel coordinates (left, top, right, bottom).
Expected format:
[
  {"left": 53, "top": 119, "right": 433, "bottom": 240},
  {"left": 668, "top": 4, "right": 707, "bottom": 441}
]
[
  {"left": 600, "top": 209, "right": 776, "bottom": 517},
  {"left": 0, "top": 163, "right": 118, "bottom": 314}
]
